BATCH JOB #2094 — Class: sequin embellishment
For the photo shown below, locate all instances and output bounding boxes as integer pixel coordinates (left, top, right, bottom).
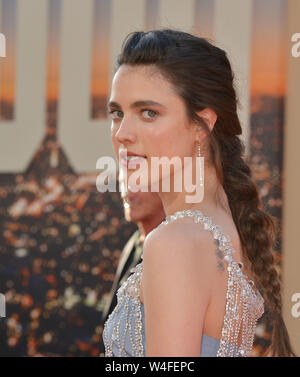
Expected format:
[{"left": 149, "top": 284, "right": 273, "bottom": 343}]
[{"left": 102, "top": 209, "right": 264, "bottom": 357}]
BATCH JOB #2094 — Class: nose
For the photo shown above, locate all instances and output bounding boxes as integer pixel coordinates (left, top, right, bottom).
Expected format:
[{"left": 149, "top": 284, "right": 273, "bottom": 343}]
[{"left": 114, "top": 118, "right": 137, "bottom": 145}]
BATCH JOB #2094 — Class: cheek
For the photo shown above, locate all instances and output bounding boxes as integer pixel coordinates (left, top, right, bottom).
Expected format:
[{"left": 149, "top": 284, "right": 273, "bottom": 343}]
[
  {"left": 142, "top": 122, "right": 173, "bottom": 153},
  {"left": 149, "top": 121, "right": 188, "bottom": 158}
]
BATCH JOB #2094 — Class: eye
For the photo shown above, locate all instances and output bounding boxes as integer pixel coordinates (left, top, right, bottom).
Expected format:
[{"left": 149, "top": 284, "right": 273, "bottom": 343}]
[
  {"left": 108, "top": 110, "right": 123, "bottom": 119},
  {"left": 108, "top": 109, "right": 158, "bottom": 120},
  {"left": 141, "top": 109, "right": 158, "bottom": 119}
]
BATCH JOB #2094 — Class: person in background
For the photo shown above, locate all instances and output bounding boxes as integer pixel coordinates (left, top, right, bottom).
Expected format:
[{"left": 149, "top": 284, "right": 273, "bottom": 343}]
[{"left": 99, "top": 185, "right": 165, "bottom": 356}]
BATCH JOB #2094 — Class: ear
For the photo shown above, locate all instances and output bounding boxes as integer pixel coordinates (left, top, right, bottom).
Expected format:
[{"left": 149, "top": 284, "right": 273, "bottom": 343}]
[{"left": 196, "top": 108, "right": 217, "bottom": 133}]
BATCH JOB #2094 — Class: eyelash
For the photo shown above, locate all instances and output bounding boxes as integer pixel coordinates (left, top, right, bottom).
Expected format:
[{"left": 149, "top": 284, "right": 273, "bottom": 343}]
[{"left": 108, "top": 109, "right": 158, "bottom": 120}]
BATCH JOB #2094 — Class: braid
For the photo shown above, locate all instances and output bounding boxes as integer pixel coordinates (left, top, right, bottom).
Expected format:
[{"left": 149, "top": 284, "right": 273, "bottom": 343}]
[{"left": 214, "top": 131, "right": 296, "bottom": 357}]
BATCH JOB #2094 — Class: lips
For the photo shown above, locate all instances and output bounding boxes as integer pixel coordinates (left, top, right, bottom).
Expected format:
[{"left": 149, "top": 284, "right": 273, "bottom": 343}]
[
  {"left": 120, "top": 156, "right": 147, "bottom": 169},
  {"left": 119, "top": 150, "right": 146, "bottom": 159},
  {"left": 119, "top": 150, "right": 147, "bottom": 169}
]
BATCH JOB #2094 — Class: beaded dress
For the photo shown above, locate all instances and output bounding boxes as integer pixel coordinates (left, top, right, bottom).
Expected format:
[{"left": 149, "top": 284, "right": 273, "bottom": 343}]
[{"left": 102, "top": 209, "right": 264, "bottom": 357}]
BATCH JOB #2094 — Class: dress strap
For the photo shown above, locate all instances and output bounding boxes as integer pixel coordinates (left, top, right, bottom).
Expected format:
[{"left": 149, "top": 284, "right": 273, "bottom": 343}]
[{"left": 154, "top": 209, "right": 256, "bottom": 289}]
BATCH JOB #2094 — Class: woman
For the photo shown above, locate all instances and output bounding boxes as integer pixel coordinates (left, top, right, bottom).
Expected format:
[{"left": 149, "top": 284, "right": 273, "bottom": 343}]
[{"left": 102, "top": 28, "right": 296, "bottom": 357}]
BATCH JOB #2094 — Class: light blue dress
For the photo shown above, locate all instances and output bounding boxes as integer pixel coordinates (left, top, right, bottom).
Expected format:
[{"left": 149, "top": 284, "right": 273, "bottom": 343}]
[
  {"left": 102, "top": 292, "right": 223, "bottom": 356},
  {"left": 102, "top": 209, "right": 264, "bottom": 357}
]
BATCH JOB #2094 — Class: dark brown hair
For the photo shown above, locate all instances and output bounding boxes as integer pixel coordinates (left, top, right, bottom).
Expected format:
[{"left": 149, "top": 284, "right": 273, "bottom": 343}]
[{"left": 116, "top": 28, "right": 296, "bottom": 357}]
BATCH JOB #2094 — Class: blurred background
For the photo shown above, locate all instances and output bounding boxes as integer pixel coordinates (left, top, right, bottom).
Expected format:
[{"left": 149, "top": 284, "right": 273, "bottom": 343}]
[{"left": 0, "top": 0, "right": 299, "bottom": 356}]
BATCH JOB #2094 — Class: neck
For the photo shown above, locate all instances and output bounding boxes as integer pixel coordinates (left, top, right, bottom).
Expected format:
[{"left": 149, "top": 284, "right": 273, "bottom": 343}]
[
  {"left": 137, "top": 211, "right": 166, "bottom": 241},
  {"left": 159, "top": 164, "right": 229, "bottom": 218}
]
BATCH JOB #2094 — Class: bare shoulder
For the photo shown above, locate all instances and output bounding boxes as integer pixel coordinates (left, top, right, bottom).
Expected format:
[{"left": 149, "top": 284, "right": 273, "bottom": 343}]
[
  {"left": 144, "top": 217, "right": 217, "bottom": 257},
  {"left": 142, "top": 217, "right": 217, "bottom": 287},
  {"left": 142, "top": 218, "right": 221, "bottom": 355}
]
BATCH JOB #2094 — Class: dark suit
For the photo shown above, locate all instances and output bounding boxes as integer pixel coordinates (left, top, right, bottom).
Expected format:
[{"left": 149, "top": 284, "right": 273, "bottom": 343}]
[{"left": 99, "top": 229, "right": 143, "bottom": 355}]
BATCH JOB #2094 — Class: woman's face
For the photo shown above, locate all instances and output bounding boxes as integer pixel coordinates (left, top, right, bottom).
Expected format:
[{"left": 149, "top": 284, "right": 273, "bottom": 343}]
[{"left": 108, "top": 64, "right": 197, "bottom": 191}]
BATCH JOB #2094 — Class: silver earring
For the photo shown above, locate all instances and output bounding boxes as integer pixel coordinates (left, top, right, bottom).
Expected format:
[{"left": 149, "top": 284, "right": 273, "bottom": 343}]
[
  {"left": 196, "top": 143, "right": 204, "bottom": 187},
  {"left": 197, "top": 144, "right": 201, "bottom": 157}
]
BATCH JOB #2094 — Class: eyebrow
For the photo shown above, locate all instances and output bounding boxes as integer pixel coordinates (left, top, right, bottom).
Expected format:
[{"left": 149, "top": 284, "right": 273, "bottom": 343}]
[{"left": 107, "top": 100, "right": 165, "bottom": 111}]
